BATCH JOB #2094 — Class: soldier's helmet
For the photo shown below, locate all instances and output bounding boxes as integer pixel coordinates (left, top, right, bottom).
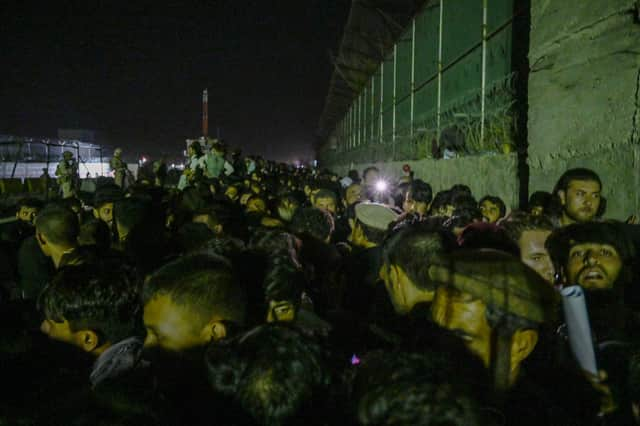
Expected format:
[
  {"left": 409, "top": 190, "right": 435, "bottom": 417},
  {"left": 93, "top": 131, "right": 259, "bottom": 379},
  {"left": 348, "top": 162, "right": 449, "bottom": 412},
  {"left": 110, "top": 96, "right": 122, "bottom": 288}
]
[{"left": 63, "top": 151, "right": 74, "bottom": 159}]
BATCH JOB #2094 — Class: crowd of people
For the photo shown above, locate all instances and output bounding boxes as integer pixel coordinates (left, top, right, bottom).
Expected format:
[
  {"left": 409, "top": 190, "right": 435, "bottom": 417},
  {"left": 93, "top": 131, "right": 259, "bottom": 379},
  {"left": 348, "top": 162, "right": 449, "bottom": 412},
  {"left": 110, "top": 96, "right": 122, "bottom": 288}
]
[{"left": 1, "top": 139, "right": 640, "bottom": 425}]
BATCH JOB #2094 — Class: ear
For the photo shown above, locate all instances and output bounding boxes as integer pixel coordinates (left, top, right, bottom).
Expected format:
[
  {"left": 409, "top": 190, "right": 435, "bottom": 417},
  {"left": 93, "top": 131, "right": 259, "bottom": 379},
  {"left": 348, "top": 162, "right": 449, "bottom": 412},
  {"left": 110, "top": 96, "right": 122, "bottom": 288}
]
[
  {"left": 93, "top": 208, "right": 100, "bottom": 219},
  {"left": 75, "top": 330, "right": 100, "bottom": 353},
  {"left": 557, "top": 189, "right": 566, "bottom": 206},
  {"left": 201, "top": 320, "right": 227, "bottom": 343},
  {"left": 510, "top": 329, "right": 538, "bottom": 369}
]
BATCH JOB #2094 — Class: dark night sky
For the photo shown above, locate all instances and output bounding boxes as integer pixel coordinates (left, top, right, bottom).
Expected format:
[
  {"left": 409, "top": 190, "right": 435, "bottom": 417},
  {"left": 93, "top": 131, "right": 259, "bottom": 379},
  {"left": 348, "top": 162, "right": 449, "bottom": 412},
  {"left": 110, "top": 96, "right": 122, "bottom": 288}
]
[{"left": 1, "top": 1, "right": 350, "bottom": 162}]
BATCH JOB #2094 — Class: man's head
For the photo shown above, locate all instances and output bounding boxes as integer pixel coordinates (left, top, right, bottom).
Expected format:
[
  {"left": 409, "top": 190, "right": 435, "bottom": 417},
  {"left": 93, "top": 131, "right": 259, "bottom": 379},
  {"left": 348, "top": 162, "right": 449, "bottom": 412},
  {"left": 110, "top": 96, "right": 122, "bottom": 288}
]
[
  {"left": 142, "top": 253, "right": 246, "bottom": 351},
  {"left": 404, "top": 180, "right": 433, "bottom": 216},
  {"left": 63, "top": 151, "right": 74, "bottom": 160},
  {"left": 245, "top": 195, "right": 267, "bottom": 215},
  {"left": 114, "top": 197, "right": 150, "bottom": 243},
  {"left": 380, "top": 222, "right": 454, "bottom": 314},
  {"left": 39, "top": 262, "right": 142, "bottom": 355},
  {"left": 312, "top": 188, "right": 338, "bottom": 215},
  {"left": 262, "top": 256, "right": 304, "bottom": 323},
  {"left": 206, "top": 324, "right": 330, "bottom": 425},
  {"left": 35, "top": 205, "right": 79, "bottom": 258},
  {"left": 546, "top": 222, "right": 634, "bottom": 290},
  {"left": 93, "top": 184, "right": 122, "bottom": 227},
  {"left": 15, "top": 198, "right": 43, "bottom": 225},
  {"left": 553, "top": 168, "right": 604, "bottom": 224},
  {"left": 276, "top": 193, "right": 301, "bottom": 223},
  {"left": 344, "top": 183, "right": 363, "bottom": 207},
  {"left": 362, "top": 166, "right": 380, "bottom": 187},
  {"left": 114, "top": 148, "right": 122, "bottom": 157},
  {"left": 501, "top": 213, "right": 555, "bottom": 283},
  {"left": 528, "top": 191, "right": 552, "bottom": 217},
  {"left": 224, "top": 184, "right": 240, "bottom": 202},
  {"left": 430, "top": 250, "right": 557, "bottom": 388},
  {"left": 290, "top": 207, "right": 335, "bottom": 243},
  {"left": 478, "top": 195, "right": 506, "bottom": 223},
  {"left": 350, "top": 202, "right": 398, "bottom": 248}
]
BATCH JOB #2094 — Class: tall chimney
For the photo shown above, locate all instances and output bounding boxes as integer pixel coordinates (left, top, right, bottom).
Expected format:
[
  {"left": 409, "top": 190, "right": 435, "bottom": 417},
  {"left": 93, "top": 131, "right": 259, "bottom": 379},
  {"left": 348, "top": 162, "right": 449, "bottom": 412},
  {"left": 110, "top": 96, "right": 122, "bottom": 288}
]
[{"left": 202, "top": 89, "right": 209, "bottom": 138}]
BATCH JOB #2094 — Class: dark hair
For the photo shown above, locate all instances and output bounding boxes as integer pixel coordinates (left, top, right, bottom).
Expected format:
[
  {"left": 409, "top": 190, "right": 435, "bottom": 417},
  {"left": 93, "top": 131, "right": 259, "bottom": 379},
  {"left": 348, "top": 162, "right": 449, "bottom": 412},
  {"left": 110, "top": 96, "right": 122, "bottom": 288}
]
[
  {"left": 457, "top": 222, "right": 520, "bottom": 255},
  {"left": 553, "top": 168, "right": 602, "bottom": 195},
  {"left": 175, "top": 222, "right": 215, "bottom": 253},
  {"left": 15, "top": 197, "right": 44, "bottom": 211},
  {"left": 550, "top": 168, "right": 606, "bottom": 218},
  {"left": 313, "top": 188, "right": 338, "bottom": 204},
  {"left": 263, "top": 256, "right": 304, "bottom": 308},
  {"left": 528, "top": 191, "right": 552, "bottom": 210},
  {"left": 35, "top": 205, "right": 79, "bottom": 246},
  {"left": 93, "top": 184, "right": 122, "bottom": 208},
  {"left": 546, "top": 221, "right": 636, "bottom": 277},
  {"left": 500, "top": 211, "right": 553, "bottom": 244},
  {"left": 290, "top": 207, "right": 334, "bottom": 242},
  {"left": 189, "top": 141, "right": 203, "bottom": 157},
  {"left": 450, "top": 184, "right": 472, "bottom": 197},
  {"left": 429, "top": 190, "right": 452, "bottom": 214},
  {"left": 39, "top": 262, "right": 143, "bottom": 342},
  {"left": 142, "top": 253, "right": 246, "bottom": 328},
  {"left": 478, "top": 195, "right": 506, "bottom": 219},
  {"left": 78, "top": 219, "right": 112, "bottom": 249},
  {"left": 350, "top": 349, "right": 486, "bottom": 426},
  {"left": 114, "top": 197, "right": 150, "bottom": 235},
  {"left": 362, "top": 167, "right": 379, "bottom": 181},
  {"left": 408, "top": 179, "right": 433, "bottom": 204},
  {"left": 206, "top": 324, "right": 330, "bottom": 426},
  {"left": 382, "top": 222, "right": 455, "bottom": 290}
]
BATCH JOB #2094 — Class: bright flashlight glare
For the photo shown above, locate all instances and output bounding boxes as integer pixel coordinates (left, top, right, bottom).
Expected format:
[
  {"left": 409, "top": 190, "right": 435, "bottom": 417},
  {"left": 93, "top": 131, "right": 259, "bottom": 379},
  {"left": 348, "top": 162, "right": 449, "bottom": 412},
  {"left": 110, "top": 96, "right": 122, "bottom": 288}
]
[{"left": 375, "top": 180, "right": 388, "bottom": 192}]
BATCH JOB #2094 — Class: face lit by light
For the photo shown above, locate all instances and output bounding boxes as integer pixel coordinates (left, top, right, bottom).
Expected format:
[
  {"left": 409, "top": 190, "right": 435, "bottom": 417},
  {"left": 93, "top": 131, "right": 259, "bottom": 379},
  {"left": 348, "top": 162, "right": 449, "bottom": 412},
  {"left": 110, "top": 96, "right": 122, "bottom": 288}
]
[
  {"left": 345, "top": 184, "right": 362, "bottom": 206},
  {"left": 559, "top": 180, "right": 601, "bottom": 224},
  {"left": 480, "top": 200, "right": 502, "bottom": 223},
  {"left": 314, "top": 197, "right": 337, "bottom": 215},
  {"left": 518, "top": 230, "right": 554, "bottom": 283},
  {"left": 431, "top": 286, "right": 493, "bottom": 367},
  {"left": 246, "top": 197, "right": 267, "bottom": 214},
  {"left": 225, "top": 186, "right": 239, "bottom": 202},
  {"left": 566, "top": 243, "right": 622, "bottom": 290},
  {"left": 266, "top": 300, "right": 296, "bottom": 323},
  {"left": 94, "top": 202, "right": 114, "bottom": 226}
]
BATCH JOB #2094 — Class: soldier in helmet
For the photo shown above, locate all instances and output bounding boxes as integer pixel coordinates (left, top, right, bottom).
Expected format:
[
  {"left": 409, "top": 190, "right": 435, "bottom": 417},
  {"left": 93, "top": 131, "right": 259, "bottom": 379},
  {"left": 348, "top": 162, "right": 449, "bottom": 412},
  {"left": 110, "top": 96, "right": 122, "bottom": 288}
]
[
  {"left": 110, "top": 148, "right": 129, "bottom": 188},
  {"left": 55, "top": 151, "right": 78, "bottom": 198}
]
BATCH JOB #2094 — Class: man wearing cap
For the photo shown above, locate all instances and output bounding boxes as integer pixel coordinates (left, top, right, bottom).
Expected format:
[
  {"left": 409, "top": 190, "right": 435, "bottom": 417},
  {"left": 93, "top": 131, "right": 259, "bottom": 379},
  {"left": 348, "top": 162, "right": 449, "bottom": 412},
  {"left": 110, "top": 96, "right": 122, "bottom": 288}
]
[
  {"left": 338, "top": 202, "right": 398, "bottom": 316},
  {"left": 56, "top": 151, "right": 78, "bottom": 199},
  {"left": 429, "top": 250, "right": 557, "bottom": 389},
  {"left": 430, "top": 250, "right": 602, "bottom": 426},
  {"left": 349, "top": 202, "right": 398, "bottom": 249}
]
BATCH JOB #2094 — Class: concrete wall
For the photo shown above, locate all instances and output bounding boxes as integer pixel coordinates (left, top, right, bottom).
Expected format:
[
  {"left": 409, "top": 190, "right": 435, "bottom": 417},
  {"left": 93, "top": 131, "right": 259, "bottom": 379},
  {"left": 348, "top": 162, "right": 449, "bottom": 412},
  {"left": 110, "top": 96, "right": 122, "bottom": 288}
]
[
  {"left": 331, "top": 153, "right": 520, "bottom": 210},
  {"left": 528, "top": 0, "right": 640, "bottom": 220}
]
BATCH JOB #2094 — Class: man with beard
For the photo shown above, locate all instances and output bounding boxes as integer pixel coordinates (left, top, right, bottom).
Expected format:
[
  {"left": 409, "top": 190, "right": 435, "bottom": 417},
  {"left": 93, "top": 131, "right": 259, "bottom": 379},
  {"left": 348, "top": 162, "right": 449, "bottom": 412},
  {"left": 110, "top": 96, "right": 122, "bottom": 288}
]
[
  {"left": 551, "top": 168, "right": 605, "bottom": 227},
  {"left": 546, "top": 222, "right": 636, "bottom": 341}
]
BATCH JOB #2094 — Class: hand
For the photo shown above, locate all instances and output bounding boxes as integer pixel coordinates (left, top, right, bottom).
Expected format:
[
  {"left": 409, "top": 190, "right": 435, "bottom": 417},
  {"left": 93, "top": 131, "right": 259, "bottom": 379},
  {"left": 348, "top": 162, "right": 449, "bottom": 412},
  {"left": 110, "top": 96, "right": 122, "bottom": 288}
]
[
  {"left": 584, "top": 370, "right": 617, "bottom": 416},
  {"left": 627, "top": 215, "right": 638, "bottom": 224}
]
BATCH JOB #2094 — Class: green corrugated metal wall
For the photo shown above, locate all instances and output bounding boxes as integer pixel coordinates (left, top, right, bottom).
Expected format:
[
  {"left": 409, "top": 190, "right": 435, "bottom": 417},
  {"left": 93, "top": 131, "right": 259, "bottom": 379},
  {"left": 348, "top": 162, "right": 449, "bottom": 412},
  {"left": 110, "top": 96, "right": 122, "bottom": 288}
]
[{"left": 321, "top": 0, "right": 515, "bottom": 167}]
